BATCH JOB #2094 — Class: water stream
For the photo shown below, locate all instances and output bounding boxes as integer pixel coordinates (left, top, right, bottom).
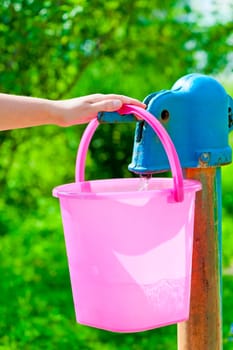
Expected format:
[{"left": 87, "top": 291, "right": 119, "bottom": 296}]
[{"left": 138, "top": 175, "right": 152, "bottom": 191}]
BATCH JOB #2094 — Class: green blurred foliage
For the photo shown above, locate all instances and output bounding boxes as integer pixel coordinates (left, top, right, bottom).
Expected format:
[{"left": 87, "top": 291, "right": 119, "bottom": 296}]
[
  {"left": 0, "top": 0, "right": 233, "bottom": 348},
  {"left": 222, "top": 133, "right": 233, "bottom": 267}
]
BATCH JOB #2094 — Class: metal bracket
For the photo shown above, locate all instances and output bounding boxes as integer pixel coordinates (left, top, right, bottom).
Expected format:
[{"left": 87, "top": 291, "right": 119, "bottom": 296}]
[{"left": 97, "top": 111, "right": 136, "bottom": 123}]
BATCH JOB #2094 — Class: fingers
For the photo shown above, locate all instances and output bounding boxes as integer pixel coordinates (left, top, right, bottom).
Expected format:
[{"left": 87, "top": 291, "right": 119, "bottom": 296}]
[
  {"left": 87, "top": 94, "right": 146, "bottom": 109},
  {"left": 105, "top": 94, "right": 146, "bottom": 108},
  {"left": 91, "top": 99, "right": 123, "bottom": 113}
]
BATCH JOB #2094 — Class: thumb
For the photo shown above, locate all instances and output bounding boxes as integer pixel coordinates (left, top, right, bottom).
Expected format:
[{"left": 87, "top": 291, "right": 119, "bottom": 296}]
[{"left": 92, "top": 99, "right": 123, "bottom": 112}]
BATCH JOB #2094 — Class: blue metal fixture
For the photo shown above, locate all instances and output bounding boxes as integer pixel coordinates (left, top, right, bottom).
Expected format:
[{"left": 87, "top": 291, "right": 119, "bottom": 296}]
[
  {"left": 98, "top": 73, "right": 233, "bottom": 174},
  {"left": 129, "top": 73, "right": 233, "bottom": 174}
]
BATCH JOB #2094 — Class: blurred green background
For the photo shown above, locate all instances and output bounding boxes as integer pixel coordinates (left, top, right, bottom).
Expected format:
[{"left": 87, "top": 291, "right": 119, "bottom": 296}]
[{"left": 0, "top": 0, "right": 233, "bottom": 349}]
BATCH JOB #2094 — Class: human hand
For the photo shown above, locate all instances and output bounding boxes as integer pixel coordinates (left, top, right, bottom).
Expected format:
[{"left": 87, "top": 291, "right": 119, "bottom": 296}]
[{"left": 51, "top": 94, "right": 146, "bottom": 126}]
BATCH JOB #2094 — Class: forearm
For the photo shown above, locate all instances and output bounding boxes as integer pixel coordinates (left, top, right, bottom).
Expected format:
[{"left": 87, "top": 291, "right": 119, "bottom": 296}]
[
  {"left": 0, "top": 92, "right": 145, "bottom": 130},
  {"left": 0, "top": 93, "right": 57, "bottom": 130}
]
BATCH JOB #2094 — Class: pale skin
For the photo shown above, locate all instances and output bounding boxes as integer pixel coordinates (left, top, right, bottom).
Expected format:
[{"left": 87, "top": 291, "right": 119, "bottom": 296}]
[{"left": 0, "top": 93, "right": 146, "bottom": 130}]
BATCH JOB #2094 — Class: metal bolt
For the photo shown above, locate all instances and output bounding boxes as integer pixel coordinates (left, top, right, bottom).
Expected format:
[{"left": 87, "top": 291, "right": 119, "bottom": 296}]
[{"left": 200, "top": 153, "right": 210, "bottom": 162}]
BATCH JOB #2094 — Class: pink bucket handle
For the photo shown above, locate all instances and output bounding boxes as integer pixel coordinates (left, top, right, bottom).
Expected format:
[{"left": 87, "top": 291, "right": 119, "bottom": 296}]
[{"left": 75, "top": 104, "right": 184, "bottom": 202}]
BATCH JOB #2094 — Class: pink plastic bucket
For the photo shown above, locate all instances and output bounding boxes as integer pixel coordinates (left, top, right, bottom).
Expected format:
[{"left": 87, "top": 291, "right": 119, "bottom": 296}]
[{"left": 53, "top": 105, "right": 202, "bottom": 333}]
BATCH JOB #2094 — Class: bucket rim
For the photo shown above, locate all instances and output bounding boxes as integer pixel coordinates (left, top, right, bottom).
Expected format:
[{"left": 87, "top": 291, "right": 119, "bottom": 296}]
[{"left": 52, "top": 177, "right": 201, "bottom": 200}]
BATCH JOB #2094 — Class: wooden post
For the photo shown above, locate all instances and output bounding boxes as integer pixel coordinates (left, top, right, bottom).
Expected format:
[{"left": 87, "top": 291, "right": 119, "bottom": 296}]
[{"left": 177, "top": 167, "right": 222, "bottom": 350}]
